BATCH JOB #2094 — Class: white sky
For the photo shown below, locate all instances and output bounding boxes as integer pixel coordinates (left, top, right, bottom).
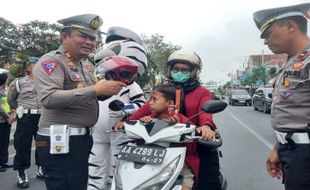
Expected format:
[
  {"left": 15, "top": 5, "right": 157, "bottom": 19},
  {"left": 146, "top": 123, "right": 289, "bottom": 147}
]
[{"left": 2, "top": 0, "right": 310, "bottom": 83}]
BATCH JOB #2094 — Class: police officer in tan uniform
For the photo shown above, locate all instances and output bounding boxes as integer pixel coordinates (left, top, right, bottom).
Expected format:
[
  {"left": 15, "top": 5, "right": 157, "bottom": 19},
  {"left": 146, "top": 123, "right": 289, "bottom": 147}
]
[
  {"left": 8, "top": 57, "right": 43, "bottom": 189},
  {"left": 253, "top": 3, "right": 310, "bottom": 190},
  {"left": 33, "top": 14, "right": 125, "bottom": 190}
]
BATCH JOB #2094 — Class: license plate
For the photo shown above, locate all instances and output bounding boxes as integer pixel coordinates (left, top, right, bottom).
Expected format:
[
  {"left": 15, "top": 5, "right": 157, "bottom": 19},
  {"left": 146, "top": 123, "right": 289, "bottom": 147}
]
[
  {"left": 239, "top": 100, "right": 245, "bottom": 103},
  {"left": 118, "top": 145, "right": 166, "bottom": 165}
]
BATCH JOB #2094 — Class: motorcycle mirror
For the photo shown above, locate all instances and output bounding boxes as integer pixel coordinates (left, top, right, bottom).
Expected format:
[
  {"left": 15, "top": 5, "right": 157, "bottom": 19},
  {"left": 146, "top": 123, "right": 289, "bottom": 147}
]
[
  {"left": 108, "top": 100, "right": 125, "bottom": 111},
  {"left": 201, "top": 100, "right": 227, "bottom": 114}
]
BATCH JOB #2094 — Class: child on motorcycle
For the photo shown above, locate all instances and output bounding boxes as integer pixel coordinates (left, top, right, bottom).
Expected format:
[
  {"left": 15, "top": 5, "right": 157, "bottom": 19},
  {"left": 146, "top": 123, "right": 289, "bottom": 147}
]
[{"left": 115, "top": 83, "right": 199, "bottom": 190}]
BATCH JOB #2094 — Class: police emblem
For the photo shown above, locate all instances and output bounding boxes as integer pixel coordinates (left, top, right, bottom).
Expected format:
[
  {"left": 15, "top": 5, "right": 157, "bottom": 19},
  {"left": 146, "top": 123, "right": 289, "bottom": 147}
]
[
  {"left": 41, "top": 61, "right": 59, "bottom": 76},
  {"left": 90, "top": 17, "right": 100, "bottom": 29},
  {"left": 55, "top": 135, "right": 62, "bottom": 141}
]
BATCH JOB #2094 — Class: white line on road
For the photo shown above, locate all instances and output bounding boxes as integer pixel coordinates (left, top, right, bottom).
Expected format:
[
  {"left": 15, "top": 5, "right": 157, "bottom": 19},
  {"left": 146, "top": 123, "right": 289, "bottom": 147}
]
[{"left": 229, "top": 112, "right": 273, "bottom": 150}]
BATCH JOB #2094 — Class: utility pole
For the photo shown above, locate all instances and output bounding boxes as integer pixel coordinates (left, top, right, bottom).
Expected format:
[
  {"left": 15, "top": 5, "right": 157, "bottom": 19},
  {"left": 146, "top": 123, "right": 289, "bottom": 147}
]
[{"left": 261, "top": 49, "right": 264, "bottom": 66}]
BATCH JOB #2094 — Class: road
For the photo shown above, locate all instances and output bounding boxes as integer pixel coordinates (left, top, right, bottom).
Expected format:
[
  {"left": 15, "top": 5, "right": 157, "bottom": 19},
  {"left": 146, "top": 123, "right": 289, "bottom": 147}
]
[
  {"left": 217, "top": 103, "right": 283, "bottom": 190},
  {"left": 0, "top": 103, "right": 284, "bottom": 190}
]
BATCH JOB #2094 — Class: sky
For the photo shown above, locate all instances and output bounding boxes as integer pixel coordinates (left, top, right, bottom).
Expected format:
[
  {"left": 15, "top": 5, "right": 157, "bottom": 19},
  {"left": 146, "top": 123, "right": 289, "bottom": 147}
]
[{"left": 2, "top": 0, "right": 310, "bottom": 83}]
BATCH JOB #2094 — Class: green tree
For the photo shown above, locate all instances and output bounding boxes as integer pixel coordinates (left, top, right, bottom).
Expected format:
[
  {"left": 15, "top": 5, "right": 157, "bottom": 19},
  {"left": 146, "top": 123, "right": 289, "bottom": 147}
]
[
  {"left": 0, "top": 17, "right": 19, "bottom": 65},
  {"left": 268, "top": 67, "right": 277, "bottom": 79},
  {"left": 18, "top": 20, "right": 61, "bottom": 57},
  {"left": 251, "top": 66, "right": 267, "bottom": 86},
  {"left": 137, "top": 34, "right": 180, "bottom": 87}
]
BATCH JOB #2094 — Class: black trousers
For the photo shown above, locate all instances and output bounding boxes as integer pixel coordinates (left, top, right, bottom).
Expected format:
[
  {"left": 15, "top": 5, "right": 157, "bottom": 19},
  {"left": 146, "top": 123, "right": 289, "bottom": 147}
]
[
  {"left": 0, "top": 121, "right": 11, "bottom": 165},
  {"left": 278, "top": 143, "right": 310, "bottom": 190},
  {"left": 196, "top": 144, "right": 221, "bottom": 190},
  {"left": 36, "top": 134, "right": 93, "bottom": 190},
  {"left": 13, "top": 114, "right": 40, "bottom": 170}
]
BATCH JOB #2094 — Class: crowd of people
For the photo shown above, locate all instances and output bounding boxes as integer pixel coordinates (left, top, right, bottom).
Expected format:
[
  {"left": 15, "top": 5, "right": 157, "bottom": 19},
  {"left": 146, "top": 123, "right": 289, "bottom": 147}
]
[{"left": 0, "top": 2, "right": 309, "bottom": 190}]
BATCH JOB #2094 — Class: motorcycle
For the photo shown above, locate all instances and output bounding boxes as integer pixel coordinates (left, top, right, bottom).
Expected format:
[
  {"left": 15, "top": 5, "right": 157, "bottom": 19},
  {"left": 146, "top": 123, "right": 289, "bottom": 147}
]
[{"left": 109, "top": 100, "right": 228, "bottom": 190}]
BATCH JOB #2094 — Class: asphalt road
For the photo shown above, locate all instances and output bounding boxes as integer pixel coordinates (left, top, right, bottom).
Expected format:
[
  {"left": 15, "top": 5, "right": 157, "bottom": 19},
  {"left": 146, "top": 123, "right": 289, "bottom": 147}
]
[
  {"left": 217, "top": 103, "right": 283, "bottom": 190},
  {"left": 0, "top": 102, "right": 285, "bottom": 190}
]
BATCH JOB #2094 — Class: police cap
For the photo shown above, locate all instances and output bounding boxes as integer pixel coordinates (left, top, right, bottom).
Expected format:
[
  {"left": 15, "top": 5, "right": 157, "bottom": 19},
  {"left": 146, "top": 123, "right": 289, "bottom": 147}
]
[
  {"left": 28, "top": 57, "right": 39, "bottom": 64},
  {"left": 57, "top": 14, "right": 103, "bottom": 38},
  {"left": 253, "top": 3, "right": 310, "bottom": 38}
]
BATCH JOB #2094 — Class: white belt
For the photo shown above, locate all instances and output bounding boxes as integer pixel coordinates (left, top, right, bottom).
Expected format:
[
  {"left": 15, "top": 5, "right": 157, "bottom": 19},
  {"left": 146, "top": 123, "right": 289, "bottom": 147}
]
[
  {"left": 37, "top": 127, "right": 93, "bottom": 136},
  {"left": 275, "top": 131, "right": 310, "bottom": 144},
  {"left": 23, "top": 109, "right": 41, "bottom": 114}
]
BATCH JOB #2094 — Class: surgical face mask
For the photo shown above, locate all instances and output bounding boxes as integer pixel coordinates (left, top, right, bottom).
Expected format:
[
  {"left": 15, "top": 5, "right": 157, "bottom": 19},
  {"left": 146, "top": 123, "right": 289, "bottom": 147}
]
[{"left": 170, "top": 71, "right": 190, "bottom": 83}]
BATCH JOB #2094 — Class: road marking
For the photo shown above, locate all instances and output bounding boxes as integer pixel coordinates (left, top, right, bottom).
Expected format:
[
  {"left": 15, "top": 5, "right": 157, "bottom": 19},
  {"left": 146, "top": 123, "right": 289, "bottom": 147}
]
[
  {"left": 229, "top": 112, "right": 273, "bottom": 150},
  {"left": 9, "top": 147, "right": 36, "bottom": 158}
]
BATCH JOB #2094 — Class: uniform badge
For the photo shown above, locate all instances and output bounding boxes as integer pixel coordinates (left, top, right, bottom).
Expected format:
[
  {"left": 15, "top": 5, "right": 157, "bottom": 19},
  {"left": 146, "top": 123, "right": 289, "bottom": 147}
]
[
  {"left": 66, "top": 61, "right": 75, "bottom": 67},
  {"left": 41, "top": 61, "right": 59, "bottom": 76},
  {"left": 291, "top": 62, "right": 304, "bottom": 69},
  {"left": 77, "top": 83, "right": 84, "bottom": 89},
  {"left": 70, "top": 73, "right": 84, "bottom": 81},
  {"left": 56, "top": 146, "right": 62, "bottom": 152},
  {"left": 279, "top": 91, "right": 292, "bottom": 99},
  {"left": 283, "top": 79, "right": 290, "bottom": 87}
]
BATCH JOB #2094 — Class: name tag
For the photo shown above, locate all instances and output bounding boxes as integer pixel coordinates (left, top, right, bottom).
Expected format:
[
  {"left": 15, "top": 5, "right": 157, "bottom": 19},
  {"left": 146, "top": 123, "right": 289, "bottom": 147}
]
[{"left": 50, "top": 125, "right": 69, "bottom": 154}]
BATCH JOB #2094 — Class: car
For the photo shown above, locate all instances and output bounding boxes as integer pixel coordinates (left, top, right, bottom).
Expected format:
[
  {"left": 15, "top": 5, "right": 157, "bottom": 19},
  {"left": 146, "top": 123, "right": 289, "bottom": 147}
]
[
  {"left": 228, "top": 89, "right": 252, "bottom": 106},
  {"left": 252, "top": 87, "right": 273, "bottom": 113}
]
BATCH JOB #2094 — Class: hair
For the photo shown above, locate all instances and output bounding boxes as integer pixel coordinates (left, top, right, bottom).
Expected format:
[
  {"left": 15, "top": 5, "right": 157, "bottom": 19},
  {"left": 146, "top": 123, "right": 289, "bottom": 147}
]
[
  {"left": 277, "top": 16, "right": 308, "bottom": 33},
  {"left": 152, "top": 83, "right": 176, "bottom": 101},
  {"left": 60, "top": 27, "right": 75, "bottom": 41},
  {"left": 0, "top": 74, "right": 8, "bottom": 86}
]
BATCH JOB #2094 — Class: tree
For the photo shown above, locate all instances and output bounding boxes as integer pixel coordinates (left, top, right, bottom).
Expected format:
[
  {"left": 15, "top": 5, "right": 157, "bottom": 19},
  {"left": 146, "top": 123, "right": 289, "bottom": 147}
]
[
  {"left": 251, "top": 66, "right": 267, "bottom": 86},
  {"left": 0, "top": 17, "right": 19, "bottom": 65},
  {"left": 268, "top": 67, "right": 277, "bottom": 79},
  {"left": 136, "top": 34, "right": 180, "bottom": 87},
  {"left": 18, "top": 20, "right": 61, "bottom": 57}
]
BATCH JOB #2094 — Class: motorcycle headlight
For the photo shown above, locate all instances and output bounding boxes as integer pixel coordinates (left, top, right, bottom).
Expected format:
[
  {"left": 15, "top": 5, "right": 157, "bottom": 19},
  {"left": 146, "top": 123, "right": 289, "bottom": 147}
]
[{"left": 138, "top": 155, "right": 181, "bottom": 190}]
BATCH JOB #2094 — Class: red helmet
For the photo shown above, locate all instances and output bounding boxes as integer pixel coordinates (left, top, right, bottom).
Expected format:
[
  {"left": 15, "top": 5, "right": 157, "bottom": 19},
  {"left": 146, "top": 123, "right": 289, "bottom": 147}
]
[{"left": 95, "top": 56, "right": 138, "bottom": 85}]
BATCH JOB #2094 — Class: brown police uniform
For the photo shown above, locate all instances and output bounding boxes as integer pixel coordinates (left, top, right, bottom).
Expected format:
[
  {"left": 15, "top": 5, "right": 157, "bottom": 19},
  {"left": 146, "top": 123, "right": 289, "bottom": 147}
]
[
  {"left": 33, "top": 14, "right": 103, "bottom": 190},
  {"left": 254, "top": 3, "right": 310, "bottom": 190}
]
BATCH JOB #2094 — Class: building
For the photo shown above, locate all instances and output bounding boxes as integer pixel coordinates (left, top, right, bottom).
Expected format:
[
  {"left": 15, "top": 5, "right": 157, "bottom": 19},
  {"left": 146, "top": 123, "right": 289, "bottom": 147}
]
[{"left": 247, "top": 54, "right": 287, "bottom": 71}]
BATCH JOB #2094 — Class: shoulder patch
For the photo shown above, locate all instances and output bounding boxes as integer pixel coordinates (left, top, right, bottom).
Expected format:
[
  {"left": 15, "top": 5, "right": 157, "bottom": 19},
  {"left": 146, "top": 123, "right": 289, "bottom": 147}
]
[
  {"left": 279, "top": 91, "right": 292, "bottom": 99},
  {"left": 41, "top": 61, "right": 59, "bottom": 76}
]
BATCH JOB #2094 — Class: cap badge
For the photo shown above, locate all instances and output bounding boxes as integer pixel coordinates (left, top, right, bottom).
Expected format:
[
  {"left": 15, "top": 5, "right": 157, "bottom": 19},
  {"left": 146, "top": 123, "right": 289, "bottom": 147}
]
[{"left": 90, "top": 17, "right": 100, "bottom": 30}]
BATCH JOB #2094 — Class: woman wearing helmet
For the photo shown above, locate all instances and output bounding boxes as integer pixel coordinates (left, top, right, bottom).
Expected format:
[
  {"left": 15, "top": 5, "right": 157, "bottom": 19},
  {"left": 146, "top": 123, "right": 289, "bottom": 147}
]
[
  {"left": 88, "top": 28, "right": 147, "bottom": 190},
  {"left": 126, "top": 50, "right": 221, "bottom": 189},
  {"left": 0, "top": 69, "right": 13, "bottom": 172}
]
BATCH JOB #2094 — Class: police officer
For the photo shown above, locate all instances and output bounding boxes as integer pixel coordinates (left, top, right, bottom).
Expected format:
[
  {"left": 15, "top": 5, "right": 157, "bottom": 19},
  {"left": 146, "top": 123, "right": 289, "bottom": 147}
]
[
  {"left": 0, "top": 68, "right": 13, "bottom": 172},
  {"left": 33, "top": 14, "right": 125, "bottom": 190},
  {"left": 8, "top": 57, "right": 43, "bottom": 188},
  {"left": 253, "top": 3, "right": 310, "bottom": 190}
]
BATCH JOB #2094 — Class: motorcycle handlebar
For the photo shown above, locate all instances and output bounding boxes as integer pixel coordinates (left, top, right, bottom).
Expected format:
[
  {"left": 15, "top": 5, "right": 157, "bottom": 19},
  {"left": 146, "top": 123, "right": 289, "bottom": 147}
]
[{"left": 193, "top": 131, "right": 223, "bottom": 148}]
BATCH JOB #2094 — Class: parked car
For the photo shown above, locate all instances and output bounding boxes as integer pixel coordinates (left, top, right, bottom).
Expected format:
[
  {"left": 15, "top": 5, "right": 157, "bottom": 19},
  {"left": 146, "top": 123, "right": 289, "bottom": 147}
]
[
  {"left": 228, "top": 89, "right": 252, "bottom": 106},
  {"left": 252, "top": 87, "right": 273, "bottom": 113}
]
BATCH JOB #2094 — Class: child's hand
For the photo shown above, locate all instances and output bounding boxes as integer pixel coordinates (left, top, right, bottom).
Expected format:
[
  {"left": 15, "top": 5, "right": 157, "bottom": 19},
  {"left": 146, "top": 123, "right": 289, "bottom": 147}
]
[
  {"left": 113, "top": 121, "right": 124, "bottom": 131},
  {"left": 140, "top": 116, "right": 153, "bottom": 123},
  {"left": 167, "top": 114, "right": 179, "bottom": 125}
]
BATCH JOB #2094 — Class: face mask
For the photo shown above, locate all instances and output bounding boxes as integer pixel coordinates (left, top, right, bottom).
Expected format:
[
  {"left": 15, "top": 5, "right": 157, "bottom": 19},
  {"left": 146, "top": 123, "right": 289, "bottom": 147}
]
[{"left": 171, "top": 71, "right": 190, "bottom": 83}]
